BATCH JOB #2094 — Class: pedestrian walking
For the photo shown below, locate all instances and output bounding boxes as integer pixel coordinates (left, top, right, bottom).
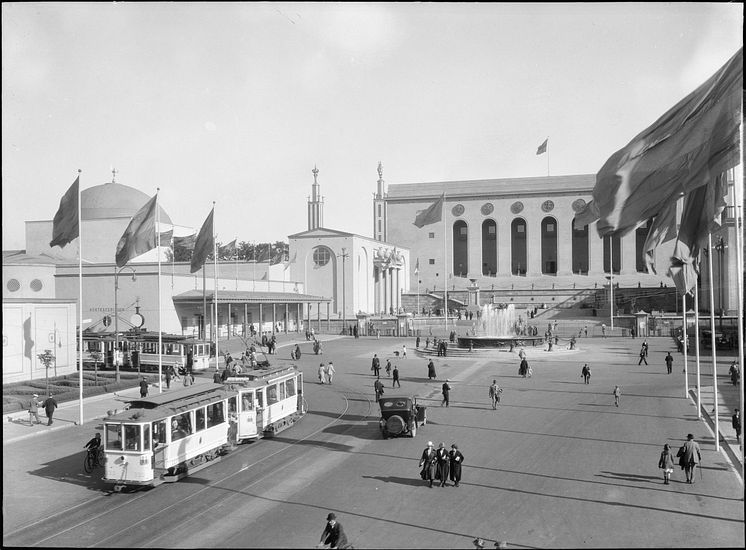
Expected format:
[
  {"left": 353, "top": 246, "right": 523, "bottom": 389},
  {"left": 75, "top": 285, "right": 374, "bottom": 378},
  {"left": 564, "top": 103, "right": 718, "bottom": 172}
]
[
  {"left": 677, "top": 433, "right": 702, "bottom": 484},
  {"left": 318, "top": 512, "right": 350, "bottom": 549},
  {"left": 392, "top": 365, "right": 401, "bottom": 388},
  {"left": 488, "top": 380, "right": 501, "bottom": 409},
  {"left": 581, "top": 364, "right": 591, "bottom": 384},
  {"left": 28, "top": 394, "right": 41, "bottom": 425},
  {"left": 519, "top": 358, "right": 529, "bottom": 378},
  {"left": 139, "top": 376, "right": 149, "bottom": 398},
  {"left": 220, "top": 365, "right": 230, "bottom": 382},
  {"left": 729, "top": 361, "right": 740, "bottom": 386},
  {"left": 318, "top": 363, "right": 326, "bottom": 384},
  {"left": 732, "top": 408, "right": 741, "bottom": 444},
  {"left": 213, "top": 368, "right": 222, "bottom": 384},
  {"left": 665, "top": 352, "right": 674, "bottom": 374},
  {"left": 416, "top": 336, "right": 420, "bottom": 349},
  {"left": 41, "top": 393, "right": 57, "bottom": 426},
  {"left": 435, "top": 442, "right": 449, "bottom": 487},
  {"left": 612, "top": 385, "right": 621, "bottom": 407},
  {"left": 371, "top": 354, "right": 380, "bottom": 377},
  {"left": 294, "top": 344, "right": 302, "bottom": 360},
  {"left": 374, "top": 377, "right": 385, "bottom": 402},
  {"left": 448, "top": 443, "right": 464, "bottom": 487},
  {"left": 183, "top": 371, "right": 193, "bottom": 386},
  {"left": 658, "top": 443, "right": 676, "bottom": 484},
  {"left": 427, "top": 359, "right": 436, "bottom": 380},
  {"left": 325, "top": 362, "right": 336, "bottom": 384},
  {"left": 638, "top": 346, "right": 648, "bottom": 365},
  {"left": 164, "top": 367, "right": 172, "bottom": 389},
  {"left": 419, "top": 441, "right": 438, "bottom": 487},
  {"left": 441, "top": 379, "right": 451, "bottom": 407},
  {"left": 402, "top": 344, "right": 407, "bottom": 358},
  {"left": 385, "top": 359, "right": 392, "bottom": 377}
]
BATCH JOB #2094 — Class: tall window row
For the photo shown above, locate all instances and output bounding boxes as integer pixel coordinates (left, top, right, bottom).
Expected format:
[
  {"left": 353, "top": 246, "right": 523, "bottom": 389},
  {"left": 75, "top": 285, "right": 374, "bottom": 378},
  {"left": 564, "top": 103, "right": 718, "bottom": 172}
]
[{"left": 449, "top": 217, "right": 652, "bottom": 277}]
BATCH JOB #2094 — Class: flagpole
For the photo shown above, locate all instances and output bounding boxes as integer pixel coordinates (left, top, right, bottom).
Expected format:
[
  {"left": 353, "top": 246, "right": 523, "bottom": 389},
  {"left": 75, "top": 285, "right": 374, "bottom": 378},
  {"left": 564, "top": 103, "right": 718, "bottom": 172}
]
[
  {"left": 682, "top": 293, "right": 688, "bottom": 397},
  {"left": 694, "top": 283, "right": 702, "bottom": 418},
  {"left": 77, "top": 169, "right": 83, "bottom": 425},
  {"left": 443, "top": 193, "right": 448, "bottom": 334},
  {"left": 706, "top": 233, "right": 719, "bottom": 451},
  {"left": 609, "top": 238, "right": 614, "bottom": 331},
  {"left": 203, "top": 267, "right": 207, "bottom": 340},
  {"left": 732, "top": 166, "right": 744, "bottom": 477},
  {"left": 157, "top": 188, "right": 163, "bottom": 393},
  {"left": 546, "top": 137, "right": 549, "bottom": 176},
  {"left": 213, "top": 202, "right": 219, "bottom": 374}
]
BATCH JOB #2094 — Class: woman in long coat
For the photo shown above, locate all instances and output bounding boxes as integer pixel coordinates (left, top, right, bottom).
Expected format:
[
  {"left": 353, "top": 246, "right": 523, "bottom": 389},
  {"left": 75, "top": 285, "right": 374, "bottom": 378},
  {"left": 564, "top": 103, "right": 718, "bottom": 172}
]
[
  {"left": 449, "top": 444, "right": 465, "bottom": 487},
  {"left": 419, "top": 442, "right": 438, "bottom": 487},
  {"left": 427, "top": 360, "right": 436, "bottom": 380},
  {"left": 435, "top": 442, "right": 450, "bottom": 486}
]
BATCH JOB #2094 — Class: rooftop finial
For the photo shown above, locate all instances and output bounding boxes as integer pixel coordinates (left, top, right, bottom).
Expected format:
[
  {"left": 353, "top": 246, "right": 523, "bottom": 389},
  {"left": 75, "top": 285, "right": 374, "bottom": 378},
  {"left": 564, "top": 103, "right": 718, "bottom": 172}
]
[
  {"left": 377, "top": 161, "right": 383, "bottom": 179},
  {"left": 312, "top": 165, "right": 319, "bottom": 184},
  {"left": 111, "top": 167, "right": 118, "bottom": 184}
]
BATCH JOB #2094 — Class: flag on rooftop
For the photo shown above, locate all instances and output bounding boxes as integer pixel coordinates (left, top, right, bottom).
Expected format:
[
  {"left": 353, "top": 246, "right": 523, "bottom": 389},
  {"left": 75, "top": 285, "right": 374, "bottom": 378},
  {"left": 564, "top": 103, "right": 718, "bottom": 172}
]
[
  {"left": 218, "top": 239, "right": 237, "bottom": 258},
  {"left": 255, "top": 246, "right": 270, "bottom": 263},
  {"left": 536, "top": 138, "right": 548, "bottom": 155},
  {"left": 190, "top": 208, "right": 214, "bottom": 273},
  {"left": 115, "top": 194, "right": 158, "bottom": 268},
  {"left": 583, "top": 47, "right": 742, "bottom": 239},
  {"left": 413, "top": 194, "right": 445, "bottom": 228},
  {"left": 158, "top": 229, "right": 173, "bottom": 247},
  {"left": 284, "top": 251, "right": 297, "bottom": 270},
  {"left": 49, "top": 176, "right": 80, "bottom": 249},
  {"left": 271, "top": 249, "right": 286, "bottom": 265}
]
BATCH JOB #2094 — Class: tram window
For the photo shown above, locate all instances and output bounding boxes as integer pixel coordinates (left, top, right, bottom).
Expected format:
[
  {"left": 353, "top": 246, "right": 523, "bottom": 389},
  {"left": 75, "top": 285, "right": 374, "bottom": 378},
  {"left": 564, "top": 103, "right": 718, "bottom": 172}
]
[
  {"left": 278, "top": 382, "right": 286, "bottom": 401},
  {"left": 267, "top": 384, "right": 278, "bottom": 405},
  {"left": 195, "top": 407, "right": 206, "bottom": 432},
  {"left": 143, "top": 424, "right": 151, "bottom": 451},
  {"left": 125, "top": 424, "right": 140, "bottom": 451},
  {"left": 172, "top": 412, "right": 192, "bottom": 441},
  {"left": 207, "top": 402, "right": 224, "bottom": 427},
  {"left": 286, "top": 378, "right": 296, "bottom": 397},
  {"left": 256, "top": 391, "right": 264, "bottom": 408},
  {"left": 153, "top": 421, "right": 167, "bottom": 447},
  {"left": 106, "top": 424, "right": 122, "bottom": 450},
  {"left": 241, "top": 393, "right": 253, "bottom": 411}
]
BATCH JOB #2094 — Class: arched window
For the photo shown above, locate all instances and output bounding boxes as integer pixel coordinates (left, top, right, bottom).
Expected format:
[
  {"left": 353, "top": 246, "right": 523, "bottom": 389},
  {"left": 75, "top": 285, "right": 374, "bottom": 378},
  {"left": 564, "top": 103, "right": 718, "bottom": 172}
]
[
  {"left": 572, "top": 218, "right": 589, "bottom": 274},
  {"left": 452, "top": 221, "right": 468, "bottom": 277},
  {"left": 635, "top": 220, "right": 652, "bottom": 272},
  {"left": 541, "top": 216, "right": 558, "bottom": 275},
  {"left": 481, "top": 219, "right": 497, "bottom": 276},
  {"left": 511, "top": 218, "right": 527, "bottom": 276},
  {"left": 603, "top": 235, "right": 621, "bottom": 274}
]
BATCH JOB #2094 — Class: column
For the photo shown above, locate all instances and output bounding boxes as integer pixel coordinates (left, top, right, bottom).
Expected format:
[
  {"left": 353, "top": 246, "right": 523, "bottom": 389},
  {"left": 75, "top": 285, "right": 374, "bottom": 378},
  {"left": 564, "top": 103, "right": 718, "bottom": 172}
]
[
  {"left": 284, "top": 303, "right": 289, "bottom": 334},
  {"left": 527, "top": 215, "right": 542, "bottom": 277},
  {"left": 497, "top": 219, "right": 511, "bottom": 277},
  {"left": 588, "top": 222, "right": 604, "bottom": 276},
  {"left": 244, "top": 303, "right": 248, "bottom": 337},
  {"left": 326, "top": 302, "right": 330, "bottom": 331},
  {"left": 382, "top": 268, "right": 388, "bottom": 314},
  {"left": 259, "top": 303, "right": 263, "bottom": 336},
  {"left": 272, "top": 303, "right": 277, "bottom": 333},
  {"left": 556, "top": 218, "right": 573, "bottom": 276},
  {"left": 620, "top": 232, "right": 636, "bottom": 275},
  {"left": 227, "top": 303, "right": 232, "bottom": 339},
  {"left": 296, "top": 303, "right": 301, "bottom": 333}
]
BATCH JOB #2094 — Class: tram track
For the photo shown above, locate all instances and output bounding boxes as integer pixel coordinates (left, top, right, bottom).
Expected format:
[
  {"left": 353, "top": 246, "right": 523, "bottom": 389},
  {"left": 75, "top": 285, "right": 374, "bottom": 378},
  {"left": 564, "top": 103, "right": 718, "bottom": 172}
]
[{"left": 5, "top": 381, "right": 374, "bottom": 548}]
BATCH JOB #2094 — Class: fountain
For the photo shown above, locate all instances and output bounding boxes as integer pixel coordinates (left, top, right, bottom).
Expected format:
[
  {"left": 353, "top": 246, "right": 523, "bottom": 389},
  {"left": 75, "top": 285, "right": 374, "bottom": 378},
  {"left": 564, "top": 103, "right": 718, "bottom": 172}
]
[{"left": 457, "top": 303, "right": 545, "bottom": 349}]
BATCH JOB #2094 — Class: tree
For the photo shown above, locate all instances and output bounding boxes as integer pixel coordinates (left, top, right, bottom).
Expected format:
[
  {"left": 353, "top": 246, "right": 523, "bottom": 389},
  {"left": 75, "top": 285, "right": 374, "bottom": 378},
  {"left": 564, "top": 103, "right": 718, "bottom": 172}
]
[{"left": 37, "top": 349, "right": 55, "bottom": 394}]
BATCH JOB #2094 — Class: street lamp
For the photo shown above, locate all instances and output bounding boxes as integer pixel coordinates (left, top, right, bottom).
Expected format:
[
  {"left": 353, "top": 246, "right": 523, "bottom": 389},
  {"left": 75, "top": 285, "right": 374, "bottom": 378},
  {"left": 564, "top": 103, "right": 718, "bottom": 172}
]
[
  {"left": 114, "top": 265, "right": 137, "bottom": 383},
  {"left": 714, "top": 236, "right": 727, "bottom": 327},
  {"left": 340, "top": 247, "right": 349, "bottom": 332}
]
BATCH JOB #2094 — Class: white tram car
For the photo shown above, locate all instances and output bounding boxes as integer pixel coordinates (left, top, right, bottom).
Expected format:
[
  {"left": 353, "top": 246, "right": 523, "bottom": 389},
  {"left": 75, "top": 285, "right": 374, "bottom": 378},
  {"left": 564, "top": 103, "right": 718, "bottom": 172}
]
[{"left": 102, "top": 366, "right": 305, "bottom": 490}]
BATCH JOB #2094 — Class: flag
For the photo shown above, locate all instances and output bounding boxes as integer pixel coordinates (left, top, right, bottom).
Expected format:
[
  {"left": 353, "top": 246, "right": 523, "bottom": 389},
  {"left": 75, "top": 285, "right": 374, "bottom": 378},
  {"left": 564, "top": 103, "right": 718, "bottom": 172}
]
[
  {"left": 536, "top": 138, "right": 548, "bottom": 155},
  {"left": 158, "top": 229, "right": 173, "bottom": 247},
  {"left": 218, "top": 239, "right": 237, "bottom": 258},
  {"left": 173, "top": 233, "right": 197, "bottom": 249},
  {"left": 115, "top": 194, "right": 158, "bottom": 268},
  {"left": 255, "top": 246, "right": 270, "bottom": 263},
  {"left": 271, "top": 250, "right": 285, "bottom": 265},
  {"left": 190, "top": 208, "right": 214, "bottom": 273},
  {"left": 49, "top": 176, "right": 80, "bottom": 248},
  {"left": 668, "top": 175, "right": 728, "bottom": 295},
  {"left": 284, "top": 251, "right": 297, "bottom": 270},
  {"left": 414, "top": 258, "right": 420, "bottom": 274},
  {"left": 413, "top": 194, "right": 444, "bottom": 228},
  {"left": 585, "top": 47, "right": 741, "bottom": 238}
]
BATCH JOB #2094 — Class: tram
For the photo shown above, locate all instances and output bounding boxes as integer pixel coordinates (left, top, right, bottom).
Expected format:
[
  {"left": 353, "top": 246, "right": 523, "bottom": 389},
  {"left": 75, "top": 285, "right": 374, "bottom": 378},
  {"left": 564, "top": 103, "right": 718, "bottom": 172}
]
[
  {"left": 102, "top": 366, "right": 305, "bottom": 491},
  {"left": 82, "top": 331, "right": 211, "bottom": 372}
]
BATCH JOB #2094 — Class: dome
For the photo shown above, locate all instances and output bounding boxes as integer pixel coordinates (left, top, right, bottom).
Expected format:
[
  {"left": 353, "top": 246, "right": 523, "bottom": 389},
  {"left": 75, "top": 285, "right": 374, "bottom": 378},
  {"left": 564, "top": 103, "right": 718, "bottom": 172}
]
[{"left": 81, "top": 182, "right": 172, "bottom": 224}]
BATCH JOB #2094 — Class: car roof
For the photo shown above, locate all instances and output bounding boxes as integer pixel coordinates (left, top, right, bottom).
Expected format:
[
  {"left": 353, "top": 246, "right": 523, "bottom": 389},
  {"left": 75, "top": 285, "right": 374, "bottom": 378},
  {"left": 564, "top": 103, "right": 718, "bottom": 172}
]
[{"left": 379, "top": 396, "right": 414, "bottom": 409}]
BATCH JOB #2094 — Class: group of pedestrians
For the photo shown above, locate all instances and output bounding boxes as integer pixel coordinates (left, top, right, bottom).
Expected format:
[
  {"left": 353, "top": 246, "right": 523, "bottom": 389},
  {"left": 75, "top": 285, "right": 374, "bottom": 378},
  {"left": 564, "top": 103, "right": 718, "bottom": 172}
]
[
  {"left": 419, "top": 441, "right": 465, "bottom": 487},
  {"left": 27, "top": 393, "right": 57, "bottom": 426},
  {"left": 658, "top": 434, "right": 703, "bottom": 485},
  {"left": 318, "top": 362, "right": 336, "bottom": 384}
]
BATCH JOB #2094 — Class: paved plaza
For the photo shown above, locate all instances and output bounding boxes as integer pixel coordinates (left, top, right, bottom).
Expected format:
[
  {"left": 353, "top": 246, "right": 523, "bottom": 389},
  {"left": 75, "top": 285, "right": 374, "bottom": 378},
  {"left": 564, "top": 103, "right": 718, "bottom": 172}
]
[{"left": 3, "top": 333, "right": 743, "bottom": 548}]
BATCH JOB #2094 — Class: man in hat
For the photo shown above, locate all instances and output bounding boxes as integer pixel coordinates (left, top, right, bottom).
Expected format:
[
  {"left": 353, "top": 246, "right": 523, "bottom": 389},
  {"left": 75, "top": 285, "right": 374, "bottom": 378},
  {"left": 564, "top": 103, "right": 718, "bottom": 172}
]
[
  {"left": 319, "top": 512, "right": 349, "bottom": 549},
  {"left": 139, "top": 376, "right": 149, "bottom": 398},
  {"left": 41, "top": 393, "right": 57, "bottom": 426},
  {"left": 435, "top": 442, "right": 450, "bottom": 487},
  {"left": 419, "top": 441, "right": 438, "bottom": 487},
  {"left": 449, "top": 443, "right": 465, "bottom": 487},
  {"left": 28, "top": 394, "right": 41, "bottom": 425},
  {"left": 679, "top": 433, "right": 702, "bottom": 484},
  {"left": 441, "top": 379, "right": 451, "bottom": 407}
]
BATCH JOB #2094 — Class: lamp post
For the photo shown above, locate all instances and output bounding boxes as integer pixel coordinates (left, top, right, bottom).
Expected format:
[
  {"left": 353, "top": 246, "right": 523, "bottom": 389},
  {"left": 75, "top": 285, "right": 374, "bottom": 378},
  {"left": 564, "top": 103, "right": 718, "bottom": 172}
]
[
  {"left": 340, "top": 247, "right": 349, "bottom": 332},
  {"left": 714, "top": 236, "right": 727, "bottom": 328},
  {"left": 114, "top": 265, "right": 137, "bottom": 383}
]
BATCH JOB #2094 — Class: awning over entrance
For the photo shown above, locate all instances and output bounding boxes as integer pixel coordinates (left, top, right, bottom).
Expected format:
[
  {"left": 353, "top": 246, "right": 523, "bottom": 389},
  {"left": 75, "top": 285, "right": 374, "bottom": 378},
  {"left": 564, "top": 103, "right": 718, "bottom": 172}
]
[{"left": 173, "top": 290, "right": 331, "bottom": 305}]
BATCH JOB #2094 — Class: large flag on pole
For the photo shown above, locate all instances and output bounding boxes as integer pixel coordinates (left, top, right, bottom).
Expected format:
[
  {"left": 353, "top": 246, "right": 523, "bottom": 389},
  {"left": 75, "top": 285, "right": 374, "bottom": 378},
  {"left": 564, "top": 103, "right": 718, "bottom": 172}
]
[
  {"left": 190, "top": 208, "right": 215, "bottom": 273},
  {"left": 413, "top": 194, "right": 445, "bottom": 228},
  {"left": 284, "top": 251, "right": 297, "bottom": 271},
  {"left": 218, "top": 239, "right": 237, "bottom": 258},
  {"left": 115, "top": 194, "right": 158, "bottom": 267},
  {"left": 49, "top": 176, "right": 80, "bottom": 248},
  {"left": 580, "top": 47, "right": 742, "bottom": 238},
  {"left": 173, "top": 233, "right": 197, "bottom": 249},
  {"left": 158, "top": 229, "right": 173, "bottom": 247},
  {"left": 536, "top": 138, "right": 548, "bottom": 155}
]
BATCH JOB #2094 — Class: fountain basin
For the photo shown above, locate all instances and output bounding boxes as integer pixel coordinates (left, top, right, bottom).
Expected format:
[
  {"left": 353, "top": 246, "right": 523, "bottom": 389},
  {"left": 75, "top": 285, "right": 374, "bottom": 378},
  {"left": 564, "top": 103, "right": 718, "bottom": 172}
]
[{"left": 457, "top": 335, "right": 545, "bottom": 349}]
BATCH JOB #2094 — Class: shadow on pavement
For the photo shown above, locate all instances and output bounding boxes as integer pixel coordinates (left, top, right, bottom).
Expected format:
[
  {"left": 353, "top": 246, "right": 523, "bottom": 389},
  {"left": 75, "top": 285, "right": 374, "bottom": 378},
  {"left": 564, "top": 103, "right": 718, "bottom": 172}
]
[
  {"left": 29, "top": 451, "right": 110, "bottom": 492},
  {"left": 323, "top": 423, "right": 381, "bottom": 440},
  {"left": 361, "top": 475, "right": 423, "bottom": 486}
]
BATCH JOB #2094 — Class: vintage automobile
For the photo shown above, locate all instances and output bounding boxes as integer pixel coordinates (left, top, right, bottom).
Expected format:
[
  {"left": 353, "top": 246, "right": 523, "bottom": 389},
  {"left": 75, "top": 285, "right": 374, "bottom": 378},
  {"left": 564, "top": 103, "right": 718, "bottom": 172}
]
[{"left": 378, "top": 396, "right": 427, "bottom": 438}]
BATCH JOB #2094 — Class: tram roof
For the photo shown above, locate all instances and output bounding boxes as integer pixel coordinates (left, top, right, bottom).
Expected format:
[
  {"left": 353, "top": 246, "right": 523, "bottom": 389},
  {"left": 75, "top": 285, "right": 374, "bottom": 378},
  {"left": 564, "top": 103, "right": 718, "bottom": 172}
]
[
  {"left": 106, "top": 384, "right": 234, "bottom": 423},
  {"left": 224, "top": 366, "right": 300, "bottom": 386}
]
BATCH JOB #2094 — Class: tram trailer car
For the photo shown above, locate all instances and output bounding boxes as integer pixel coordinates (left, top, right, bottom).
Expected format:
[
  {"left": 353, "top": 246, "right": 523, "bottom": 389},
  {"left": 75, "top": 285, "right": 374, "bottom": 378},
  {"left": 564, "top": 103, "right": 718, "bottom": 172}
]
[{"left": 102, "top": 366, "right": 305, "bottom": 491}]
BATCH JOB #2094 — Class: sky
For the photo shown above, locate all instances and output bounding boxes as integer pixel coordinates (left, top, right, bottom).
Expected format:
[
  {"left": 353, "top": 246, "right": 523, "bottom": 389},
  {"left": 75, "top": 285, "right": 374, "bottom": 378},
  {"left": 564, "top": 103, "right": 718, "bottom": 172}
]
[{"left": 2, "top": 2, "right": 742, "bottom": 250}]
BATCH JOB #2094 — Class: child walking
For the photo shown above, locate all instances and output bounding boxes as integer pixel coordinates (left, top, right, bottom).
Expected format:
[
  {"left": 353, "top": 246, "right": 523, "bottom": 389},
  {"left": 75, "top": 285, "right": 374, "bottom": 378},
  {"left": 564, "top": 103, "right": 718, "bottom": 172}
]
[{"left": 658, "top": 444, "right": 675, "bottom": 485}]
